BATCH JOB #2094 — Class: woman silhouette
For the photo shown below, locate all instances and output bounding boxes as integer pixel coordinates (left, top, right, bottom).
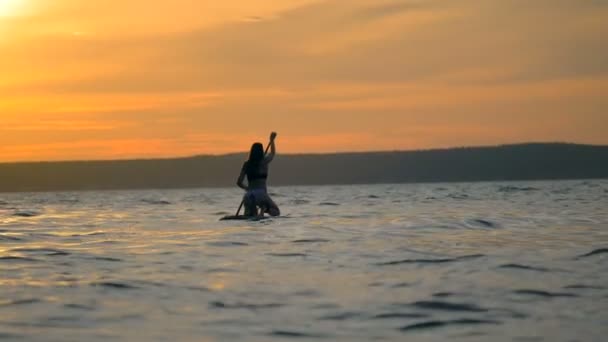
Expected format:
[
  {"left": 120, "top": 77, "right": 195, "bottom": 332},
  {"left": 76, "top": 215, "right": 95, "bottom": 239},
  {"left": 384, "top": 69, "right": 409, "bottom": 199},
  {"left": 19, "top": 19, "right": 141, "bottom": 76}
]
[{"left": 237, "top": 132, "right": 280, "bottom": 217}]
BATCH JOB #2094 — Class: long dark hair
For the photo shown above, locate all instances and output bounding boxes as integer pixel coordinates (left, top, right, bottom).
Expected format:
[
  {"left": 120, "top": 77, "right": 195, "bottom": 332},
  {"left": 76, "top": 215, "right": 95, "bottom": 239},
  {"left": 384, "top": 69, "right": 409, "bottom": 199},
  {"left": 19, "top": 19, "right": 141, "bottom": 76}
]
[{"left": 246, "top": 142, "right": 265, "bottom": 171}]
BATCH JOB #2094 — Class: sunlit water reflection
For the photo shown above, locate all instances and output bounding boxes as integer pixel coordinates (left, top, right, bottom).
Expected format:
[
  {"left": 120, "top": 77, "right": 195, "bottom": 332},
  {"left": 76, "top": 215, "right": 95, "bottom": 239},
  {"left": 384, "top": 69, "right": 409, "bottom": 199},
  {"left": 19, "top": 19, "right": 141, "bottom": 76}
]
[{"left": 1, "top": 180, "right": 607, "bottom": 341}]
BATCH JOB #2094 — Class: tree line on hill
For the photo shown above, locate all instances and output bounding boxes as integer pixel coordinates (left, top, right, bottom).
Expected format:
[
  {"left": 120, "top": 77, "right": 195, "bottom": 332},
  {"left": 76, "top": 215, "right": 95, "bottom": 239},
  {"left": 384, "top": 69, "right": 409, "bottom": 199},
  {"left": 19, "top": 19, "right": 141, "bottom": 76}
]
[{"left": 0, "top": 143, "right": 607, "bottom": 192}]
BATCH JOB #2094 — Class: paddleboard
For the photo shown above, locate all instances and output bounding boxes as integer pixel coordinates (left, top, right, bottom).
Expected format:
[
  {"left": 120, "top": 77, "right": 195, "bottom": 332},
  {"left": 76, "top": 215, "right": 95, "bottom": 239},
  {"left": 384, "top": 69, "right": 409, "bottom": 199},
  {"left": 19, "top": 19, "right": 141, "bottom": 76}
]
[{"left": 220, "top": 215, "right": 270, "bottom": 221}]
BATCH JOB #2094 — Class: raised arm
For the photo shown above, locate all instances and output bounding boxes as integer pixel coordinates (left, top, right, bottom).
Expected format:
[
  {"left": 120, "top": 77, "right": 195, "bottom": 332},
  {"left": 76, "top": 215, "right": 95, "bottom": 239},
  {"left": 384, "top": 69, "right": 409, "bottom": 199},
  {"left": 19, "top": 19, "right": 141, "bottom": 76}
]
[{"left": 264, "top": 132, "right": 277, "bottom": 163}]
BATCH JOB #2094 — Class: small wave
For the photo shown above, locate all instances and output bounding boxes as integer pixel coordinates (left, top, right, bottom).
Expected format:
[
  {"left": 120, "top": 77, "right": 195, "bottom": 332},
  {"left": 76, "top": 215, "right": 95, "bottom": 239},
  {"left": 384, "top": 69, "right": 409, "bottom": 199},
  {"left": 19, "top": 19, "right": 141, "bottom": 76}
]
[
  {"left": 267, "top": 252, "right": 308, "bottom": 257},
  {"left": 312, "top": 303, "right": 340, "bottom": 310},
  {"left": 0, "top": 256, "right": 40, "bottom": 262},
  {"left": 499, "top": 264, "right": 549, "bottom": 272},
  {"left": 498, "top": 186, "right": 539, "bottom": 193},
  {"left": 291, "top": 199, "right": 311, "bottom": 205},
  {"left": 141, "top": 199, "right": 172, "bottom": 205},
  {"left": 563, "top": 284, "right": 605, "bottom": 290},
  {"left": 210, "top": 301, "right": 283, "bottom": 310},
  {"left": 377, "top": 254, "right": 484, "bottom": 266},
  {"left": 207, "top": 241, "right": 249, "bottom": 247},
  {"left": 433, "top": 292, "right": 456, "bottom": 298},
  {"left": 0, "top": 298, "right": 42, "bottom": 307},
  {"left": 576, "top": 248, "right": 608, "bottom": 259},
  {"left": 206, "top": 268, "right": 237, "bottom": 274},
  {"left": 292, "top": 289, "right": 321, "bottom": 297},
  {"left": 391, "top": 282, "right": 413, "bottom": 288},
  {"left": 132, "top": 280, "right": 167, "bottom": 288},
  {"left": 400, "top": 319, "right": 501, "bottom": 332},
  {"left": 269, "top": 330, "right": 325, "bottom": 338},
  {"left": 13, "top": 210, "right": 41, "bottom": 217},
  {"left": 512, "top": 289, "right": 578, "bottom": 298},
  {"left": 409, "top": 301, "right": 488, "bottom": 312},
  {"left": 91, "top": 282, "right": 139, "bottom": 290},
  {"left": 447, "top": 193, "right": 469, "bottom": 200},
  {"left": 185, "top": 286, "right": 210, "bottom": 292},
  {"left": 465, "top": 219, "right": 498, "bottom": 228},
  {"left": 292, "top": 238, "right": 330, "bottom": 244},
  {"left": 72, "top": 231, "right": 106, "bottom": 237},
  {"left": 319, "top": 202, "right": 340, "bottom": 206},
  {"left": 319, "top": 312, "right": 363, "bottom": 321},
  {"left": 64, "top": 303, "right": 96, "bottom": 311},
  {"left": 373, "top": 312, "right": 430, "bottom": 320},
  {"left": 58, "top": 198, "right": 80, "bottom": 204},
  {"left": 0, "top": 234, "right": 23, "bottom": 242},
  {"left": 90, "top": 256, "right": 123, "bottom": 262},
  {"left": 10, "top": 248, "right": 70, "bottom": 256}
]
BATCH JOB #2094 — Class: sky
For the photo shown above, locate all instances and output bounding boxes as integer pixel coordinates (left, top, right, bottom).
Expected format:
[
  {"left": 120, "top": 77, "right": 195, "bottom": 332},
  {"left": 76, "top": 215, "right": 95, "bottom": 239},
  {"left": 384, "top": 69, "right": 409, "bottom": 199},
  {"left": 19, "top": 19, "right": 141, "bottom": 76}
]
[{"left": 0, "top": 0, "right": 607, "bottom": 162}]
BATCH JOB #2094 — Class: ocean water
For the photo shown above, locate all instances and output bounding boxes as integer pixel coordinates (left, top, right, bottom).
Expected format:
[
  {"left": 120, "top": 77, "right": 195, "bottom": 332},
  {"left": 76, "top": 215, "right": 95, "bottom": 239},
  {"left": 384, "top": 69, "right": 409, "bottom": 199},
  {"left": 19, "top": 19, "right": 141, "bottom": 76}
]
[{"left": 0, "top": 180, "right": 607, "bottom": 342}]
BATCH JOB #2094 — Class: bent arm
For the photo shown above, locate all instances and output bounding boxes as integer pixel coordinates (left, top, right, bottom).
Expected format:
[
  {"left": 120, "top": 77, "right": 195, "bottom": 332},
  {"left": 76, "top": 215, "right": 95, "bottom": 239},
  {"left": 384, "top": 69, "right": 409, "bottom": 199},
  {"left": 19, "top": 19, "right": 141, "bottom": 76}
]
[{"left": 237, "top": 169, "right": 248, "bottom": 190}]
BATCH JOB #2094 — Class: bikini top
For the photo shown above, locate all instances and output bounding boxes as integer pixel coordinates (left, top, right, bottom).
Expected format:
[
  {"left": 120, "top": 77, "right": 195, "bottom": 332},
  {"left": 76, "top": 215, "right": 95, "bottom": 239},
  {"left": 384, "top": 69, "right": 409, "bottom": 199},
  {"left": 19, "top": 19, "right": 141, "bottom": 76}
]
[{"left": 243, "top": 161, "right": 268, "bottom": 183}]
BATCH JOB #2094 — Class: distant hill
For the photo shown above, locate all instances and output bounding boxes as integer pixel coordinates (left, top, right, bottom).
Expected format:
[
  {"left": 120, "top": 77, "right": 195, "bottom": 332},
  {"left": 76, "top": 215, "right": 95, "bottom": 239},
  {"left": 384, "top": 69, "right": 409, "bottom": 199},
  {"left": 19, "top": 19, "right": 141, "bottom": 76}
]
[{"left": 1, "top": 143, "right": 607, "bottom": 192}]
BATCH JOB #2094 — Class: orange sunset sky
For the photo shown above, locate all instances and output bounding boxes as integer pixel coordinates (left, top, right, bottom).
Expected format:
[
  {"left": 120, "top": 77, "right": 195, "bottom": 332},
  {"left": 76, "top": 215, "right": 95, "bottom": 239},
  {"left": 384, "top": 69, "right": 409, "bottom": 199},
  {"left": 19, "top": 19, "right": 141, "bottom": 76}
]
[{"left": 1, "top": 0, "right": 607, "bottom": 162}]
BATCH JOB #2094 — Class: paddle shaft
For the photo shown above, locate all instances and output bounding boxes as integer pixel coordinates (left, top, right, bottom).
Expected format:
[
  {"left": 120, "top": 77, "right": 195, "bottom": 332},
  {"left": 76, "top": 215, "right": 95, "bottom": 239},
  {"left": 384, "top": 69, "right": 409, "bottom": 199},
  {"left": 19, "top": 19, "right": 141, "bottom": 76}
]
[{"left": 235, "top": 140, "right": 272, "bottom": 216}]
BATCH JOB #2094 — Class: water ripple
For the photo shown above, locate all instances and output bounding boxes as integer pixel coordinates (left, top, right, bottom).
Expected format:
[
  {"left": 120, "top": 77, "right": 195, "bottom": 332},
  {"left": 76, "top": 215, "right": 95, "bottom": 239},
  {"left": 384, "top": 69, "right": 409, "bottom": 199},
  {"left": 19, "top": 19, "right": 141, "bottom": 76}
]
[
  {"left": 207, "top": 241, "right": 250, "bottom": 247},
  {"left": 91, "top": 282, "right": 140, "bottom": 290},
  {"left": 498, "top": 186, "right": 539, "bottom": 193},
  {"left": 292, "top": 238, "right": 330, "bottom": 244},
  {"left": 89, "top": 256, "right": 123, "bottom": 262},
  {"left": 10, "top": 248, "right": 70, "bottom": 256},
  {"left": 210, "top": 301, "right": 284, "bottom": 311},
  {"left": 267, "top": 253, "right": 308, "bottom": 257},
  {"left": 318, "top": 311, "right": 363, "bottom": 321},
  {"left": 400, "top": 319, "right": 501, "bottom": 332},
  {"left": 64, "top": 303, "right": 96, "bottom": 311},
  {"left": 141, "top": 199, "right": 172, "bottom": 205},
  {"left": 12, "top": 210, "right": 41, "bottom": 217},
  {"left": 465, "top": 219, "right": 498, "bottom": 228},
  {"left": 512, "top": 290, "right": 578, "bottom": 298},
  {"left": 0, "top": 256, "right": 40, "bottom": 262},
  {"left": 373, "top": 312, "right": 430, "bottom": 320},
  {"left": 409, "top": 301, "right": 489, "bottom": 312},
  {"left": 0, "top": 234, "right": 22, "bottom": 242},
  {"left": 269, "top": 330, "right": 326, "bottom": 338},
  {"left": 377, "top": 254, "right": 484, "bottom": 266},
  {"left": 563, "top": 284, "right": 605, "bottom": 290},
  {"left": 498, "top": 264, "right": 550, "bottom": 272},
  {"left": 576, "top": 248, "right": 608, "bottom": 259},
  {"left": 0, "top": 298, "right": 42, "bottom": 307}
]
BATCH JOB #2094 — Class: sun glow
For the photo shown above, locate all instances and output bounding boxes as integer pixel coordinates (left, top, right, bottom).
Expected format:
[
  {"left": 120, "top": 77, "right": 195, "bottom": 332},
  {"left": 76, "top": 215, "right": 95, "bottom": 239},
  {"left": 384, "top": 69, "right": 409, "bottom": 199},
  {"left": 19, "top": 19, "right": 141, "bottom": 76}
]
[{"left": 0, "top": 0, "right": 23, "bottom": 16}]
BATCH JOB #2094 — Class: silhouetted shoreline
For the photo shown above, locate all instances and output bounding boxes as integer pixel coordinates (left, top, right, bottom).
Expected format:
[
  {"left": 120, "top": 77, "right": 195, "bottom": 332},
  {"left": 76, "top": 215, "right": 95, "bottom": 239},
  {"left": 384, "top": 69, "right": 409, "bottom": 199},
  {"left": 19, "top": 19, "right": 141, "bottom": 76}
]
[{"left": 1, "top": 143, "right": 607, "bottom": 193}]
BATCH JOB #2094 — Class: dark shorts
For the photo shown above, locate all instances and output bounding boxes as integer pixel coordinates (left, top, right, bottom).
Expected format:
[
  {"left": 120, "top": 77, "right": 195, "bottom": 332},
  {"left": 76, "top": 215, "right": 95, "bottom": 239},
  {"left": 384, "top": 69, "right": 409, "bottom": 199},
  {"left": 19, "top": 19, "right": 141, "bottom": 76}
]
[{"left": 244, "top": 189, "right": 280, "bottom": 216}]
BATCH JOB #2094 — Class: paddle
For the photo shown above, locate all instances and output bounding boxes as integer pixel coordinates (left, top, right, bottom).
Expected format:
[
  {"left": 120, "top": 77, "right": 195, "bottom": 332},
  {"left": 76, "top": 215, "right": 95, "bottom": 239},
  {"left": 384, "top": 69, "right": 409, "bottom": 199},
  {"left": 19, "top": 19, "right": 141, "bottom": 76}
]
[{"left": 235, "top": 137, "right": 273, "bottom": 216}]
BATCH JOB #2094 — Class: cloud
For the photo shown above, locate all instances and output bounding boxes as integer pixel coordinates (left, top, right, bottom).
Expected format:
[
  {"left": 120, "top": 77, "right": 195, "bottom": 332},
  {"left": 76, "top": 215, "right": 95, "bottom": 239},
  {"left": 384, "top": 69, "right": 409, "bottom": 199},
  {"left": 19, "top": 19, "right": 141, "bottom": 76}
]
[
  {"left": 3, "top": 0, "right": 607, "bottom": 93},
  {"left": 353, "top": 0, "right": 424, "bottom": 21}
]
